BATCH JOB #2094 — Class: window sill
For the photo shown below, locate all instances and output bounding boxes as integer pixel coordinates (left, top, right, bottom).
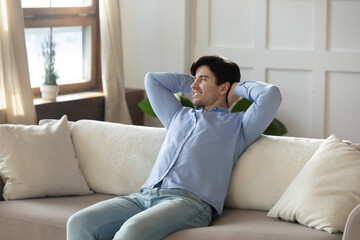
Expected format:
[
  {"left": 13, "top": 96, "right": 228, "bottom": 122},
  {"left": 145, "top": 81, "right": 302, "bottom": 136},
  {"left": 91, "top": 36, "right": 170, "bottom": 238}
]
[
  {"left": 34, "top": 89, "right": 145, "bottom": 125},
  {"left": 34, "top": 91, "right": 105, "bottom": 123},
  {"left": 34, "top": 91, "right": 104, "bottom": 106}
]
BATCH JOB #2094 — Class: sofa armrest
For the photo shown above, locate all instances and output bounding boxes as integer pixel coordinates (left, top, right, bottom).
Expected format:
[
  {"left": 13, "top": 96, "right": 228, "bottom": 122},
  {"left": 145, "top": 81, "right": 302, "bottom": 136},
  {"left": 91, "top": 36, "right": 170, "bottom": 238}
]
[
  {"left": 343, "top": 204, "right": 360, "bottom": 240},
  {"left": 0, "top": 177, "right": 4, "bottom": 201}
]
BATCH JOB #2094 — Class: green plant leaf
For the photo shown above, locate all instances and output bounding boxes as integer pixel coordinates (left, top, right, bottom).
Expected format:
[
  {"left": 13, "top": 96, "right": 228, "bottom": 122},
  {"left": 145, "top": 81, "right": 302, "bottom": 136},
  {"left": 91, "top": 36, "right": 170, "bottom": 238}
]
[
  {"left": 264, "top": 118, "right": 288, "bottom": 136},
  {"left": 231, "top": 98, "right": 287, "bottom": 136},
  {"left": 41, "top": 33, "right": 59, "bottom": 85},
  {"left": 137, "top": 98, "right": 157, "bottom": 117},
  {"left": 139, "top": 94, "right": 194, "bottom": 118},
  {"left": 175, "top": 93, "right": 195, "bottom": 109},
  {"left": 230, "top": 98, "right": 253, "bottom": 112}
]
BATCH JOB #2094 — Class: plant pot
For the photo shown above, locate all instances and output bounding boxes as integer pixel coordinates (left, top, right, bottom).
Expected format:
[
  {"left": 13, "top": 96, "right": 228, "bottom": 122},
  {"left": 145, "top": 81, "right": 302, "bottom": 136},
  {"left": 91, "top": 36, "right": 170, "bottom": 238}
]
[{"left": 40, "top": 84, "right": 59, "bottom": 101}]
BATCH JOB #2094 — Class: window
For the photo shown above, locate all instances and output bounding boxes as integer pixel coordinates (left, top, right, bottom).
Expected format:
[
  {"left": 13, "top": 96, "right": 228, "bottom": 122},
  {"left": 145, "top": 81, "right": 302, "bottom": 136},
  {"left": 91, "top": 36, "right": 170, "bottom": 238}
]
[{"left": 22, "top": 0, "right": 99, "bottom": 95}]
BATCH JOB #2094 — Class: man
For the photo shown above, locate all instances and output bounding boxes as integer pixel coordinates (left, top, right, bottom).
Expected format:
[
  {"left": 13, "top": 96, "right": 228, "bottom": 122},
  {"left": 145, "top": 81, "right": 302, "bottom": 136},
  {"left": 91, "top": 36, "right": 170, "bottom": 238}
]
[{"left": 67, "top": 55, "right": 282, "bottom": 240}]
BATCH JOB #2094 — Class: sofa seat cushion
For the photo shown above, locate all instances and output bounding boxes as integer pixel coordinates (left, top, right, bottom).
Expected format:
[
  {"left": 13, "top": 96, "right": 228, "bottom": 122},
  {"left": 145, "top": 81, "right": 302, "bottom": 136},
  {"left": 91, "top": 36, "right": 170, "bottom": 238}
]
[
  {"left": 0, "top": 197, "right": 344, "bottom": 240},
  {"left": 0, "top": 193, "right": 114, "bottom": 240},
  {"left": 165, "top": 208, "right": 343, "bottom": 240}
]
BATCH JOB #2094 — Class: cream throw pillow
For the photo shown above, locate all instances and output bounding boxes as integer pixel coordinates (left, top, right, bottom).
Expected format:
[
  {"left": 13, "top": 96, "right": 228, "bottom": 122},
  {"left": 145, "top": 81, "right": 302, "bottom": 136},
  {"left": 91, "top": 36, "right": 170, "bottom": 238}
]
[
  {"left": 267, "top": 135, "right": 360, "bottom": 233},
  {"left": 0, "top": 115, "right": 92, "bottom": 200}
]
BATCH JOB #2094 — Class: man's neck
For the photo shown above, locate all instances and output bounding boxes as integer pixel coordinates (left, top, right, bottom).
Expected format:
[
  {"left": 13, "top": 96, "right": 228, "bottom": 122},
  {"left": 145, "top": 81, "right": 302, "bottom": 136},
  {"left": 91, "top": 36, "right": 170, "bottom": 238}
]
[{"left": 203, "top": 102, "right": 228, "bottom": 111}]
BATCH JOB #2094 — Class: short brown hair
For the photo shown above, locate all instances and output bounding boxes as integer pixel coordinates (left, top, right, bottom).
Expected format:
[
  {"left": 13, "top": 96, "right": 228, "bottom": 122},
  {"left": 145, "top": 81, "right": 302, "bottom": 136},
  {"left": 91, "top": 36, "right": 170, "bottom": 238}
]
[{"left": 190, "top": 55, "right": 241, "bottom": 86}]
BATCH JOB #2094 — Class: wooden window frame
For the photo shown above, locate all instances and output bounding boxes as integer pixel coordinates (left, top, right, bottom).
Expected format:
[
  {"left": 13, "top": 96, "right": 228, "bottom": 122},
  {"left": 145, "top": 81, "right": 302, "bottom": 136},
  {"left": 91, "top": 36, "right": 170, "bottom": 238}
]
[{"left": 23, "top": 0, "right": 100, "bottom": 96}]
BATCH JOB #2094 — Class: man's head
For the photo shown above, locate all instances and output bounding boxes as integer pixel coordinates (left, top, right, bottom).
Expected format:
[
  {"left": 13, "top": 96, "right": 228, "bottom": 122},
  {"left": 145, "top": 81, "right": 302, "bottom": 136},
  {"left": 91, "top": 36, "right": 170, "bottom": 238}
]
[{"left": 189, "top": 55, "right": 241, "bottom": 111}]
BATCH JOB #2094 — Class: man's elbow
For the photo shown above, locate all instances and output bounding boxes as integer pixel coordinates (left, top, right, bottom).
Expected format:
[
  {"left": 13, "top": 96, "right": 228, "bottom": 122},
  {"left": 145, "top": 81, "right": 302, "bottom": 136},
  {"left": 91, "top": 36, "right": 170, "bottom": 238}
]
[
  {"left": 266, "top": 85, "right": 282, "bottom": 110},
  {"left": 270, "top": 85, "right": 282, "bottom": 105},
  {"left": 144, "top": 72, "right": 154, "bottom": 85},
  {"left": 145, "top": 72, "right": 159, "bottom": 90}
]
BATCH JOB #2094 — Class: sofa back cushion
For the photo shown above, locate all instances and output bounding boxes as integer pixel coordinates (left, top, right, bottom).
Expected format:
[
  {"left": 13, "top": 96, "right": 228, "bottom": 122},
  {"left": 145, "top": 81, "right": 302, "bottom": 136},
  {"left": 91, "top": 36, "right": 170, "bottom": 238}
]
[
  {"left": 71, "top": 120, "right": 166, "bottom": 195},
  {"left": 71, "top": 120, "right": 324, "bottom": 211},
  {"left": 225, "top": 135, "right": 324, "bottom": 210}
]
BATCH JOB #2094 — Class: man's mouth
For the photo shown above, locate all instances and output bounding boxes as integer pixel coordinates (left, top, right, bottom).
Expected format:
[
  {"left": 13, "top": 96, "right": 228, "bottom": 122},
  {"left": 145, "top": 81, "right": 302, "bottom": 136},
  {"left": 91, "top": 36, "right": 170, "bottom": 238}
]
[{"left": 192, "top": 91, "right": 202, "bottom": 97}]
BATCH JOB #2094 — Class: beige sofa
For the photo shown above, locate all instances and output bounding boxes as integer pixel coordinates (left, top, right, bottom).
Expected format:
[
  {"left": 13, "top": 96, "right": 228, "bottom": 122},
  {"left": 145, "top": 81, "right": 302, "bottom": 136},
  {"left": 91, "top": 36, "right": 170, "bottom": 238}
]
[{"left": 0, "top": 117, "right": 359, "bottom": 240}]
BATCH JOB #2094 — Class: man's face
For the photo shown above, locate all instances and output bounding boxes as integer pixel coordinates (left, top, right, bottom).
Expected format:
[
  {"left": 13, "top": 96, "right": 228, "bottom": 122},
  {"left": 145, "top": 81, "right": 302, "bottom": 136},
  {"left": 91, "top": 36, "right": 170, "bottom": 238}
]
[{"left": 191, "top": 65, "right": 224, "bottom": 111}]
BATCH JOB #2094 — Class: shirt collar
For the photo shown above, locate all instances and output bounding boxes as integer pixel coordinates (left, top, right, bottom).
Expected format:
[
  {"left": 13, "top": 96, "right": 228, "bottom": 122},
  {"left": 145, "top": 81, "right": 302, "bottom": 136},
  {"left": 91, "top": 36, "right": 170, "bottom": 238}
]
[{"left": 195, "top": 106, "right": 230, "bottom": 113}]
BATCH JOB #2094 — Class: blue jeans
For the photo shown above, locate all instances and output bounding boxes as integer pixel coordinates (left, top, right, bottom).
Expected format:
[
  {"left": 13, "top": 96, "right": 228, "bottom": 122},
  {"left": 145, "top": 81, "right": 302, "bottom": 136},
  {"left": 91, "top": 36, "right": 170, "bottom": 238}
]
[{"left": 67, "top": 188, "right": 212, "bottom": 240}]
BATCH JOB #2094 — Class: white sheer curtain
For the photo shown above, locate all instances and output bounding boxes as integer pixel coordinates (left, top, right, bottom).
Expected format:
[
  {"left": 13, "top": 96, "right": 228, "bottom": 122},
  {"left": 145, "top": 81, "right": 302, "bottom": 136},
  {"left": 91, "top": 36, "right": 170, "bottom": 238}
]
[
  {"left": 0, "top": 0, "right": 36, "bottom": 124},
  {"left": 99, "top": 0, "right": 132, "bottom": 124}
]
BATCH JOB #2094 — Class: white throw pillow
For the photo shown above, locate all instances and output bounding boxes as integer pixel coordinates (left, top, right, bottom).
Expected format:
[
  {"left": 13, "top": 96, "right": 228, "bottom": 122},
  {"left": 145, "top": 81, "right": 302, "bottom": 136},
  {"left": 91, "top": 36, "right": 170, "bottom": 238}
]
[
  {"left": 39, "top": 118, "right": 75, "bottom": 129},
  {"left": 267, "top": 135, "right": 360, "bottom": 233},
  {"left": 0, "top": 115, "right": 92, "bottom": 200},
  {"left": 71, "top": 120, "right": 167, "bottom": 195},
  {"left": 225, "top": 135, "right": 324, "bottom": 210}
]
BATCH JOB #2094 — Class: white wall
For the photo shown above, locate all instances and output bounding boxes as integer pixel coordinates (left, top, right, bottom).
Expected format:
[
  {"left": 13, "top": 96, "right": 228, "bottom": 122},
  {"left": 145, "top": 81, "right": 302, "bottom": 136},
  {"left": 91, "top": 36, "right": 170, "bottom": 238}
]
[
  {"left": 120, "top": 0, "right": 190, "bottom": 89},
  {"left": 120, "top": 0, "right": 191, "bottom": 126},
  {"left": 120, "top": 0, "right": 360, "bottom": 142}
]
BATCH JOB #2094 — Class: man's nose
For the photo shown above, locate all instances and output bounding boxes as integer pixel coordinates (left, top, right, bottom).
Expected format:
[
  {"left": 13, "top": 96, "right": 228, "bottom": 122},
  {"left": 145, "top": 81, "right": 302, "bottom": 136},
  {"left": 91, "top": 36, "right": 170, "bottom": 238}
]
[{"left": 191, "top": 79, "right": 199, "bottom": 89}]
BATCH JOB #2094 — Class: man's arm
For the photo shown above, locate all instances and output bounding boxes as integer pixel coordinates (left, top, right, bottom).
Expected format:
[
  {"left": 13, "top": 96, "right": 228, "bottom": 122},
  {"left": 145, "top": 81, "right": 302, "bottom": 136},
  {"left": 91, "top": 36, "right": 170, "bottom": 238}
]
[
  {"left": 234, "top": 81, "right": 282, "bottom": 149},
  {"left": 144, "top": 72, "right": 194, "bottom": 129}
]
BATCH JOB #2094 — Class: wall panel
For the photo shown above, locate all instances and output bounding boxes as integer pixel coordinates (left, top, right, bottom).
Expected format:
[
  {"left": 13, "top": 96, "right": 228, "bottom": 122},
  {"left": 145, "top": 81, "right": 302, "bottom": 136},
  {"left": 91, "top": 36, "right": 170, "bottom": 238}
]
[
  {"left": 267, "top": 0, "right": 315, "bottom": 50},
  {"left": 210, "top": 0, "right": 255, "bottom": 48},
  {"left": 267, "top": 69, "right": 313, "bottom": 137},
  {"left": 328, "top": 0, "right": 360, "bottom": 52},
  {"left": 325, "top": 72, "right": 360, "bottom": 142},
  {"left": 240, "top": 67, "right": 255, "bottom": 81}
]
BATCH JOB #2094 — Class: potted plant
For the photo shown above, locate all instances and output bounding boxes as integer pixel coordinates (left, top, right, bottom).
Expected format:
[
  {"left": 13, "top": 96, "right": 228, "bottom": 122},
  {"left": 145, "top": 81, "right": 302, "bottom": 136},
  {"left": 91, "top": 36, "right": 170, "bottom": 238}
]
[
  {"left": 40, "top": 30, "right": 60, "bottom": 101},
  {"left": 138, "top": 94, "right": 287, "bottom": 136}
]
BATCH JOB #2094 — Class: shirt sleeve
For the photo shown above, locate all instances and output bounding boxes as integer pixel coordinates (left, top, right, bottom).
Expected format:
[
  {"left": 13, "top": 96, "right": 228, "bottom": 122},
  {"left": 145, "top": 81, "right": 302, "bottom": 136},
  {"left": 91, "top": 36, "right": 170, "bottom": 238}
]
[
  {"left": 235, "top": 81, "right": 282, "bottom": 152},
  {"left": 144, "top": 72, "right": 194, "bottom": 129}
]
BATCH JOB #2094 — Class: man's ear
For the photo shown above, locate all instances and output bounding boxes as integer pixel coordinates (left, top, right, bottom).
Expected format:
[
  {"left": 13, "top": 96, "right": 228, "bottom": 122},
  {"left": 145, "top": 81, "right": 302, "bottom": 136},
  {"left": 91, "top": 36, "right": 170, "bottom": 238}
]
[{"left": 219, "top": 82, "right": 230, "bottom": 96}]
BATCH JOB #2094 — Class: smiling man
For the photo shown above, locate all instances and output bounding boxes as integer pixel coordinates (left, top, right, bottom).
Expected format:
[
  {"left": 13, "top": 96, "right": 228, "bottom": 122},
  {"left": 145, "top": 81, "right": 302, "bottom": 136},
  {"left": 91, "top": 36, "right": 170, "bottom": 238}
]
[
  {"left": 192, "top": 65, "right": 228, "bottom": 110},
  {"left": 67, "top": 55, "right": 282, "bottom": 240}
]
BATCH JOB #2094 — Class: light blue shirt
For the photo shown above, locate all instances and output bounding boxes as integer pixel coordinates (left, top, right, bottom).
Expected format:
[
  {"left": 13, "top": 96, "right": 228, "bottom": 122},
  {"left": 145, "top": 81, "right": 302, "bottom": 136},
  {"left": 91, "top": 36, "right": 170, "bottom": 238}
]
[{"left": 141, "top": 72, "right": 282, "bottom": 216}]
